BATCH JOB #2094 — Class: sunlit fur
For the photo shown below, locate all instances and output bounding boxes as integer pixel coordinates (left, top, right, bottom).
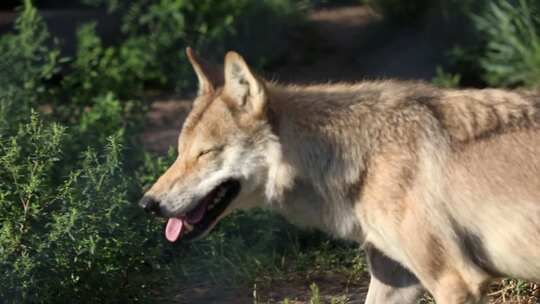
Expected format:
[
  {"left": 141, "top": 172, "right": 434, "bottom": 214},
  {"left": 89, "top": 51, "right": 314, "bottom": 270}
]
[{"left": 142, "top": 49, "right": 540, "bottom": 304}]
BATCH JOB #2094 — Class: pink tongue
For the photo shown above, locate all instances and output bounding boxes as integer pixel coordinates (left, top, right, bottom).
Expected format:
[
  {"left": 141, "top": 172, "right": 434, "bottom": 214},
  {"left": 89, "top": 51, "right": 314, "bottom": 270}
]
[{"left": 165, "top": 218, "right": 184, "bottom": 242}]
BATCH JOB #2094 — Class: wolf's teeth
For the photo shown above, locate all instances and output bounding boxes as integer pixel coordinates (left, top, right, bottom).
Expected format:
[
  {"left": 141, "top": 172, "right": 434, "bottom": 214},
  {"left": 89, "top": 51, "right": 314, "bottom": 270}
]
[
  {"left": 185, "top": 223, "right": 194, "bottom": 232},
  {"left": 207, "top": 187, "right": 227, "bottom": 211}
]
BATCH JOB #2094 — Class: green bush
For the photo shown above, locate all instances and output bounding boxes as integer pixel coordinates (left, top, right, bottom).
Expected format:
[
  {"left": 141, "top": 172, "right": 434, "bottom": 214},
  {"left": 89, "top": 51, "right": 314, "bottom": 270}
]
[
  {"left": 472, "top": 0, "right": 540, "bottom": 88},
  {"left": 84, "top": 0, "right": 304, "bottom": 91},
  {"left": 51, "top": 23, "right": 146, "bottom": 117},
  {"left": 442, "top": 0, "right": 540, "bottom": 88},
  {"left": 0, "top": 120, "right": 158, "bottom": 302},
  {"left": 0, "top": 2, "right": 166, "bottom": 303}
]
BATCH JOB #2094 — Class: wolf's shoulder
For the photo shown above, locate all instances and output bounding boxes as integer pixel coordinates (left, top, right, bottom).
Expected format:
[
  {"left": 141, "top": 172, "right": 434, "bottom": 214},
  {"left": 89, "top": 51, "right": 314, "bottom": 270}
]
[{"left": 402, "top": 85, "right": 540, "bottom": 143}]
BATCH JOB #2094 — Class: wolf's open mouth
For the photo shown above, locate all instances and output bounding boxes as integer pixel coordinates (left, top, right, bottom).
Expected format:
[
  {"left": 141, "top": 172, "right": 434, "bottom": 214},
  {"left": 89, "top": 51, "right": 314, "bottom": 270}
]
[{"left": 165, "top": 179, "right": 240, "bottom": 242}]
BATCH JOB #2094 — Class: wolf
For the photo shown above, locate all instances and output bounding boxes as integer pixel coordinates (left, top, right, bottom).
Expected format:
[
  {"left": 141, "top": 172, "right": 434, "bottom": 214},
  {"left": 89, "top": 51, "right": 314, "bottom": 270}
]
[{"left": 139, "top": 48, "right": 540, "bottom": 304}]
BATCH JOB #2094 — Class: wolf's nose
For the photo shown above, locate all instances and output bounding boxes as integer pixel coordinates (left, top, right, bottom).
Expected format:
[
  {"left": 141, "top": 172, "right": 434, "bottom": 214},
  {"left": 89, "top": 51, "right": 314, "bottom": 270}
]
[{"left": 139, "top": 196, "right": 161, "bottom": 215}]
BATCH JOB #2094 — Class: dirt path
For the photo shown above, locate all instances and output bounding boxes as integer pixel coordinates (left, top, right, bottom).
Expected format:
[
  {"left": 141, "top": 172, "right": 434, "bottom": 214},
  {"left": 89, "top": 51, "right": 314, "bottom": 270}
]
[
  {"left": 142, "top": 4, "right": 454, "bottom": 303},
  {"left": 164, "top": 272, "right": 371, "bottom": 304},
  {"left": 268, "top": 5, "right": 450, "bottom": 84}
]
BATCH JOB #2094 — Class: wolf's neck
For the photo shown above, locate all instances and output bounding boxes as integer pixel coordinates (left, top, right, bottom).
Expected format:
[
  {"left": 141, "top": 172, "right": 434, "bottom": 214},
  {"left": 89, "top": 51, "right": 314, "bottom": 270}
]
[
  {"left": 261, "top": 84, "right": 368, "bottom": 240},
  {"left": 265, "top": 83, "right": 373, "bottom": 182}
]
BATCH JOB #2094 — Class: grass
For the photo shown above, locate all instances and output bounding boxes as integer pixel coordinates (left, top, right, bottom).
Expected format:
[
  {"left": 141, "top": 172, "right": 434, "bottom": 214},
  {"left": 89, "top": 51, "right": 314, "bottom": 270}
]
[
  {"left": 152, "top": 209, "right": 367, "bottom": 303},
  {"left": 488, "top": 279, "right": 540, "bottom": 303}
]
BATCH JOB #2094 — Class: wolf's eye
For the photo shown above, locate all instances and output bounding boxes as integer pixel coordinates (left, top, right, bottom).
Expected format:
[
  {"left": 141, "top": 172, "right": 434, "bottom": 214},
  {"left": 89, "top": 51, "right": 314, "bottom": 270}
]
[{"left": 197, "top": 146, "right": 223, "bottom": 159}]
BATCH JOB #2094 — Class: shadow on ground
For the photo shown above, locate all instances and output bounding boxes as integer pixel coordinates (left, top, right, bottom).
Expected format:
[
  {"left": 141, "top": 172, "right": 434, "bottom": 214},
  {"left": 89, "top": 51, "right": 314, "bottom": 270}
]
[{"left": 161, "top": 272, "right": 370, "bottom": 304}]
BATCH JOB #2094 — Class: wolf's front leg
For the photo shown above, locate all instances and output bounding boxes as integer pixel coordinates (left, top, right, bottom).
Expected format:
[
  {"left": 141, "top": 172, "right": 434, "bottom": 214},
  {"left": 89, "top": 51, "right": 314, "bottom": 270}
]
[{"left": 364, "top": 245, "right": 424, "bottom": 304}]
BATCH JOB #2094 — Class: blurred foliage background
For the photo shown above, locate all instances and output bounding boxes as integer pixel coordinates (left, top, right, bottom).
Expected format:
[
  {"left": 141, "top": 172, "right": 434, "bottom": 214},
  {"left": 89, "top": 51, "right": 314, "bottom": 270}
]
[{"left": 0, "top": 0, "right": 539, "bottom": 303}]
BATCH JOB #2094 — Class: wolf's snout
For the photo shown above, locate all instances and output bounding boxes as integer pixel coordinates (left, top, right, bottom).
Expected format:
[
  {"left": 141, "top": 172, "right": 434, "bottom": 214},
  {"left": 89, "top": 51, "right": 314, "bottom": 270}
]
[{"left": 139, "top": 196, "right": 161, "bottom": 215}]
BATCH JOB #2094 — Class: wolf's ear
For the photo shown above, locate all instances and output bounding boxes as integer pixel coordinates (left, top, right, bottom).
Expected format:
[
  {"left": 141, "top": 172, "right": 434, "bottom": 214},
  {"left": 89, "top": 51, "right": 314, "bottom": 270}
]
[
  {"left": 223, "top": 51, "right": 266, "bottom": 116},
  {"left": 186, "top": 47, "right": 223, "bottom": 95}
]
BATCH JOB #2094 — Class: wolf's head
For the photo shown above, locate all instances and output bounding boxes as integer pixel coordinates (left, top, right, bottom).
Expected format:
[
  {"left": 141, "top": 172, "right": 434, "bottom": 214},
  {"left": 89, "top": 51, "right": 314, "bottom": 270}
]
[{"left": 139, "top": 49, "right": 293, "bottom": 242}]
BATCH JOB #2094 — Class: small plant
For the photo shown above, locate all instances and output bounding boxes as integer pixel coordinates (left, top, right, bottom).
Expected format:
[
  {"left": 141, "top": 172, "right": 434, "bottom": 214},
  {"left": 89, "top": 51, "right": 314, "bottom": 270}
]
[
  {"left": 330, "top": 295, "right": 349, "bottom": 304},
  {"left": 309, "top": 282, "right": 321, "bottom": 304},
  {"left": 432, "top": 66, "right": 461, "bottom": 88},
  {"left": 253, "top": 283, "right": 260, "bottom": 304}
]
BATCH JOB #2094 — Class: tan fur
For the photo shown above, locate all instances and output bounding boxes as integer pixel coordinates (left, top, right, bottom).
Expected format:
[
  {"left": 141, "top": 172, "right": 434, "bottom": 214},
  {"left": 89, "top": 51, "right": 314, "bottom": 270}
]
[{"left": 141, "top": 50, "right": 540, "bottom": 304}]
